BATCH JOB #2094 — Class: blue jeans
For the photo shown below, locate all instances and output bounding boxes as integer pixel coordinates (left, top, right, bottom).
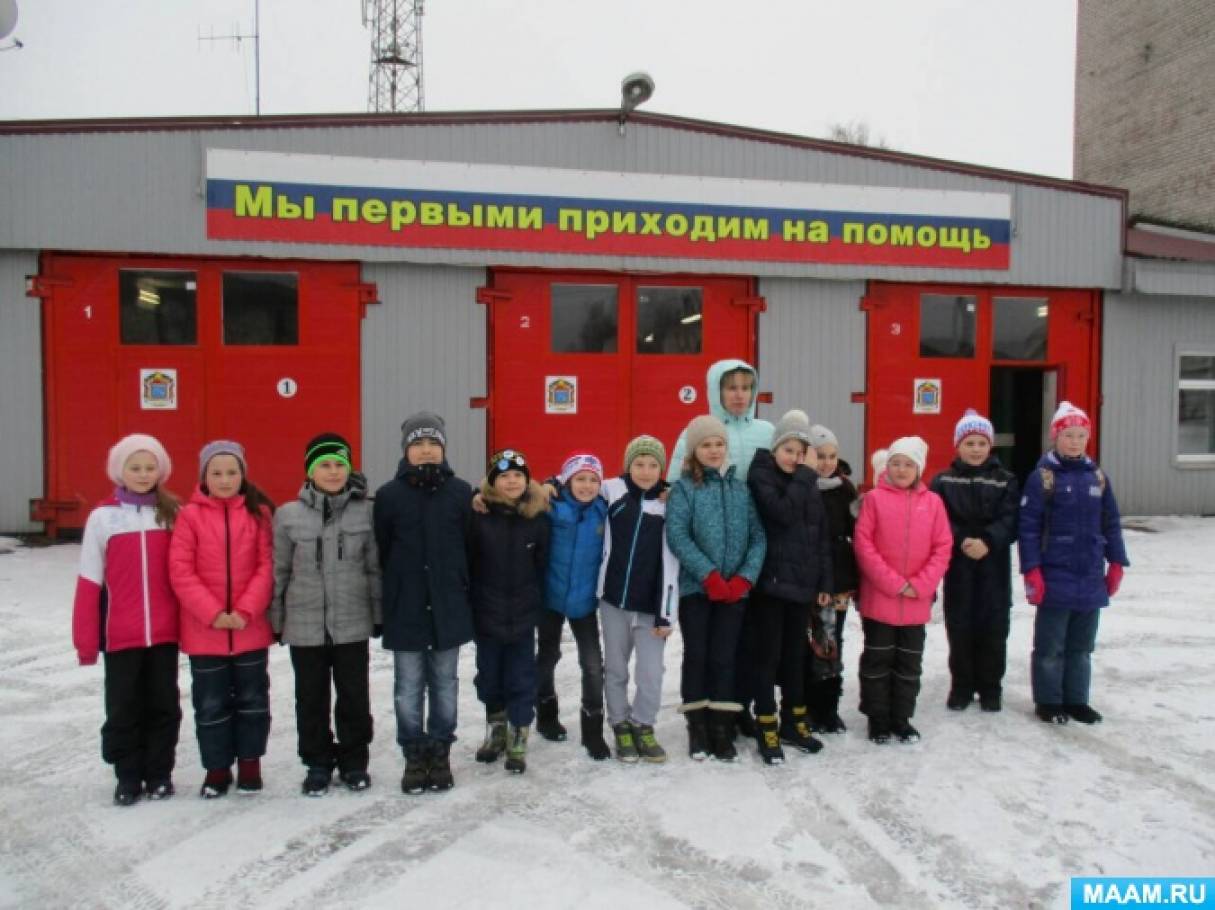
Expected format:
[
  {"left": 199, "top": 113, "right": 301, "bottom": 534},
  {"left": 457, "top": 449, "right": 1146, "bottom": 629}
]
[
  {"left": 474, "top": 632, "right": 537, "bottom": 728},
  {"left": 189, "top": 649, "right": 271, "bottom": 771},
  {"left": 1031, "top": 607, "right": 1101, "bottom": 706},
  {"left": 393, "top": 647, "right": 460, "bottom": 750}
]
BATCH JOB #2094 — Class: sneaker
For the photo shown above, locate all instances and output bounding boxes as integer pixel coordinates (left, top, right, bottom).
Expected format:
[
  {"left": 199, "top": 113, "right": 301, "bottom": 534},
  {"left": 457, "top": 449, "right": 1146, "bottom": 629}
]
[
  {"left": 302, "top": 766, "right": 332, "bottom": 797},
  {"left": 200, "top": 768, "right": 233, "bottom": 799},
  {"left": 780, "top": 707, "right": 824, "bottom": 754},
  {"left": 236, "top": 758, "right": 263, "bottom": 793},
  {"left": 144, "top": 779, "right": 175, "bottom": 800},
  {"left": 113, "top": 779, "right": 142, "bottom": 807},
  {"left": 868, "top": 720, "right": 892, "bottom": 745},
  {"left": 1064, "top": 704, "right": 1103, "bottom": 725},
  {"left": 893, "top": 721, "right": 921, "bottom": 743},
  {"left": 755, "top": 715, "right": 785, "bottom": 766},
  {"left": 979, "top": 693, "right": 1002, "bottom": 713},
  {"left": 612, "top": 722, "right": 639, "bottom": 764},
  {"left": 633, "top": 724, "right": 667, "bottom": 764},
  {"left": 946, "top": 690, "right": 973, "bottom": 711},
  {"left": 504, "top": 725, "right": 529, "bottom": 774},
  {"left": 476, "top": 711, "right": 508, "bottom": 764},
  {"left": 1035, "top": 704, "right": 1069, "bottom": 725},
  {"left": 340, "top": 769, "right": 371, "bottom": 791}
]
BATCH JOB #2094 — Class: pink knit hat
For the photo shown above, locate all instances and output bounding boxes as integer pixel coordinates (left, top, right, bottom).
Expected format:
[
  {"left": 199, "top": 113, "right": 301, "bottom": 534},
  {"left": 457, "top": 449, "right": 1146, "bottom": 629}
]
[
  {"left": 559, "top": 452, "right": 604, "bottom": 485},
  {"left": 1050, "top": 401, "right": 1091, "bottom": 440},
  {"left": 107, "top": 434, "right": 172, "bottom": 486}
]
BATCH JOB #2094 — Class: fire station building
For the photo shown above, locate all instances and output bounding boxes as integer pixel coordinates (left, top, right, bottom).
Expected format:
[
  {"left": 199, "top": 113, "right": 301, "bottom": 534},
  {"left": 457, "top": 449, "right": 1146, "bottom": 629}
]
[{"left": 1, "top": 110, "right": 1212, "bottom": 534}]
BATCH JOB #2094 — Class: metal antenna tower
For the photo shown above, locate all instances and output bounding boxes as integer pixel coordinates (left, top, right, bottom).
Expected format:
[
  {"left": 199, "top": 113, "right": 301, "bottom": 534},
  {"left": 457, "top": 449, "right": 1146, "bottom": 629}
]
[
  {"left": 363, "top": 0, "right": 424, "bottom": 113},
  {"left": 199, "top": 0, "right": 262, "bottom": 115}
]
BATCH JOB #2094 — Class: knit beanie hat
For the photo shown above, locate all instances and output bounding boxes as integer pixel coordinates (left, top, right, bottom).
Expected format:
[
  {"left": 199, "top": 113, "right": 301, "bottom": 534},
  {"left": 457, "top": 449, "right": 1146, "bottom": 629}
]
[
  {"left": 771, "top": 409, "right": 812, "bottom": 451},
  {"left": 684, "top": 415, "right": 728, "bottom": 455},
  {"left": 107, "top": 434, "right": 172, "bottom": 487},
  {"left": 199, "top": 440, "right": 247, "bottom": 481},
  {"left": 401, "top": 411, "right": 447, "bottom": 451},
  {"left": 871, "top": 448, "right": 889, "bottom": 479},
  {"left": 809, "top": 424, "right": 838, "bottom": 450},
  {"left": 559, "top": 452, "right": 604, "bottom": 485},
  {"left": 953, "top": 408, "right": 995, "bottom": 447},
  {"left": 887, "top": 436, "right": 928, "bottom": 475},
  {"left": 623, "top": 435, "right": 667, "bottom": 475},
  {"left": 1050, "top": 401, "right": 1091, "bottom": 440},
  {"left": 487, "top": 448, "right": 530, "bottom": 485},
  {"left": 305, "top": 432, "right": 353, "bottom": 477}
]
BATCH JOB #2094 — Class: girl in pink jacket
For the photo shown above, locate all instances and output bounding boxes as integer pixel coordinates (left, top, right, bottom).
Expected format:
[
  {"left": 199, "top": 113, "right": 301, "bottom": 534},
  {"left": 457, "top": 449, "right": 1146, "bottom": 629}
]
[
  {"left": 170, "top": 440, "right": 275, "bottom": 798},
  {"left": 854, "top": 436, "right": 952, "bottom": 745},
  {"left": 74, "top": 434, "right": 182, "bottom": 806}
]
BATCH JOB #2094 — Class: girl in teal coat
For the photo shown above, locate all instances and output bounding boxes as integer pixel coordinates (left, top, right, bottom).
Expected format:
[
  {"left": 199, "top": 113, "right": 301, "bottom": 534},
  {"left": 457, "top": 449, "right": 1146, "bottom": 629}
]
[
  {"left": 665, "top": 415, "right": 767, "bottom": 763},
  {"left": 666, "top": 358, "right": 774, "bottom": 483}
]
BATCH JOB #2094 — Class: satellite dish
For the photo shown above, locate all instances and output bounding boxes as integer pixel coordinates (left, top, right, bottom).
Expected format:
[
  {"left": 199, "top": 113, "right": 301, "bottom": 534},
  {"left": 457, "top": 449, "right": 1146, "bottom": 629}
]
[{"left": 0, "top": 0, "right": 17, "bottom": 41}]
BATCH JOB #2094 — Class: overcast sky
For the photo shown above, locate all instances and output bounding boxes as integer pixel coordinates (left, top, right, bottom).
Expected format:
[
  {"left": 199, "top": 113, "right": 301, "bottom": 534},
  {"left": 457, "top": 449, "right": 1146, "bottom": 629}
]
[{"left": 0, "top": 1, "right": 1078, "bottom": 178}]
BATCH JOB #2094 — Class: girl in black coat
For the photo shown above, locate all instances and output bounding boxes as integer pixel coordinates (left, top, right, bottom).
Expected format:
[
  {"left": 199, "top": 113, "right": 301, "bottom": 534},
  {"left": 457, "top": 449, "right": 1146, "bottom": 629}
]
[
  {"left": 746, "top": 410, "right": 833, "bottom": 765},
  {"left": 807, "top": 424, "right": 859, "bottom": 734},
  {"left": 928, "top": 410, "right": 1019, "bottom": 713},
  {"left": 469, "top": 449, "right": 550, "bottom": 774}
]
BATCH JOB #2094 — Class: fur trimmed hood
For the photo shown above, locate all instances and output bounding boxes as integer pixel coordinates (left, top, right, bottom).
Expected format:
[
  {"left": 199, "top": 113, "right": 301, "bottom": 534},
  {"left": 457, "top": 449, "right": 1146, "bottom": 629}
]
[{"left": 479, "top": 478, "right": 551, "bottom": 519}]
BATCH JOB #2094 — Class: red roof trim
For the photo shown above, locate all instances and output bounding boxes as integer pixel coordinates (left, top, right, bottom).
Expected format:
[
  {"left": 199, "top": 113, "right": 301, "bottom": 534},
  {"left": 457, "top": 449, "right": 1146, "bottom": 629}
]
[{"left": 1126, "top": 227, "right": 1215, "bottom": 263}]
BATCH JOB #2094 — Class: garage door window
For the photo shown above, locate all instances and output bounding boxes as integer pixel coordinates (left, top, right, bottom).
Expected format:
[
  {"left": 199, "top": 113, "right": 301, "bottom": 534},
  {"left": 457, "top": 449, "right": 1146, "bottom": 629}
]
[
  {"left": 119, "top": 271, "right": 197, "bottom": 345},
  {"left": 223, "top": 272, "right": 299, "bottom": 345}
]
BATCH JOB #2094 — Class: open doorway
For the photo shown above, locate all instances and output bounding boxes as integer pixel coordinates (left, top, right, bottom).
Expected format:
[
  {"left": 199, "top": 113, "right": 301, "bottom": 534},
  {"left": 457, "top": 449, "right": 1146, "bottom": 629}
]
[{"left": 989, "top": 367, "right": 1058, "bottom": 483}]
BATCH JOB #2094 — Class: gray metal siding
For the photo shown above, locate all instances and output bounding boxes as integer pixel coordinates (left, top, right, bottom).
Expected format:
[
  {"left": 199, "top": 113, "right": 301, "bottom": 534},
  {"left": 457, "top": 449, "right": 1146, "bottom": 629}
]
[
  {"left": 1101, "top": 291, "right": 1215, "bottom": 515},
  {"left": 0, "top": 121, "right": 1122, "bottom": 287},
  {"left": 1129, "top": 258, "right": 1215, "bottom": 297},
  {"left": 0, "top": 251, "right": 43, "bottom": 533},
  {"left": 758, "top": 278, "right": 867, "bottom": 469},
  {"left": 360, "top": 263, "right": 487, "bottom": 488}
]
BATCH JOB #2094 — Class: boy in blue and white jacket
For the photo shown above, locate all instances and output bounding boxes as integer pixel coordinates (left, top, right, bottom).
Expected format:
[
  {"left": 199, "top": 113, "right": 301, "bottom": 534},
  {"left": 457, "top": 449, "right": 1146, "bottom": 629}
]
[
  {"left": 598, "top": 436, "right": 680, "bottom": 764},
  {"left": 535, "top": 453, "right": 611, "bottom": 759}
]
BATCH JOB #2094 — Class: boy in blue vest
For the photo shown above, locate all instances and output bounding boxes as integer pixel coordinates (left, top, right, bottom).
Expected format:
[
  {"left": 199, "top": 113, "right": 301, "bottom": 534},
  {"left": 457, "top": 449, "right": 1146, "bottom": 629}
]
[{"left": 535, "top": 453, "right": 611, "bottom": 759}]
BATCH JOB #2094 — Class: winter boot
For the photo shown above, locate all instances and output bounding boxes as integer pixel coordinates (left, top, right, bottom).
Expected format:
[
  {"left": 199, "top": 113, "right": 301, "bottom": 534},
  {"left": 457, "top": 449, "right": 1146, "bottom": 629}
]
[
  {"left": 979, "top": 692, "right": 1002, "bottom": 713},
  {"left": 709, "top": 710, "right": 739, "bottom": 763},
  {"left": 236, "top": 758, "right": 263, "bottom": 793},
  {"left": 1035, "top": 704, "right": 1069, "bottom": 725},
  {"left": 633, "top": 724, "right": 668, "bottom": 764},
  {"left": 145, "top": 779, "right": 175, "bottom": 801},
  {"left": 401, "top": 743, "right": 429, "bottom": 795},
  {"left": 1064, "top": 704, "right": 1103, "bottom": 724},
  {"left": 780, "top": 705, "right": 824, "bottom": 754},
  {"left": 113, "top": 776, "right": 142, "bottom": 807},
  {"left": 340, "top": 769, "right": 371, "bottom": 791},
  {"left": 536, "top": 696, "right": 568, "bottom": 742},
  {"left": 686, "top": 708, "right": 710, "bottom": 761},
  {"left": 504, "top": 724, "right": 530, "bottom": 774},
  {"left": 427, "top": 741, "right": 454, "bottom": 791},
  {"left": 868, "top": 719, "right": 892, "bottom": 745},
  {"left": 612, "top": 721, "right": 639, "bottom": 763},
  {"left": 476, "top": 710, "right": 509, "bottom": 763},
  {"left": 821, "top": 676, "right": 847, "bottom": 733},
  {"left": 580, "top": 710, "right": 611, "bottom": 761},
  {"left": 947, "top": 689, "right": 973, "bottom": 711},
  {"left": 892, "top": 720, "right": 921, "bottom": 743},
  {"left": 302, "top": 765, "right": 332, "bottom": 797},
  {"left": 755, "top": 714, "right": 785, "bottom": 766},
  {"left": 734, "top": 706, "right": 757, "bottom": 740},
  {"left": 200, "top": 768, "right": 233, "bottom": 799}
]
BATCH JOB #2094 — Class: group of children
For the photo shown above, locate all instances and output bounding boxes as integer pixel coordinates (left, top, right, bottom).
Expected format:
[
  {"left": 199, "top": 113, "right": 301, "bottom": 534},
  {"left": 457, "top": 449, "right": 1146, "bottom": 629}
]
[{"left": 73, "top": 358, "right": 1130, "bottom": 805}]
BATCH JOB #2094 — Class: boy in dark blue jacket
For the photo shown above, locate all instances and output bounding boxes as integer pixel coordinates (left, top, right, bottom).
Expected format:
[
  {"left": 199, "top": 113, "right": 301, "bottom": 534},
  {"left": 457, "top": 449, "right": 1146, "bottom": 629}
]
[
  {"left": 1019, "top": 402, "right": 1129, "bottom": 726},
  {"left": 535, "top": 453, "right": 610, "bottom": 759}
]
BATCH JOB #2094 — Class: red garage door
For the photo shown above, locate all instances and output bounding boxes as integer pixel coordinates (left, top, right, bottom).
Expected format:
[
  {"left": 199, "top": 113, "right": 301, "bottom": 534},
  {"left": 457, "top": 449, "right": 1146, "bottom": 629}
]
[
  {"left": 33, "top": 254, "right": 369, "bottom": 534},
  {"left": 484, "top": 270, "right": 761, "bottom": 479}
]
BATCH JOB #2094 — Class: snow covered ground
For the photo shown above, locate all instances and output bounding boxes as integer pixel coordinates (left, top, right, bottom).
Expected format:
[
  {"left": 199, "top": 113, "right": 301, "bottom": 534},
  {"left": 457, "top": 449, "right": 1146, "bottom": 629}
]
[{"left": 1, "top": 519, "right": 1213, "bottom": 909}]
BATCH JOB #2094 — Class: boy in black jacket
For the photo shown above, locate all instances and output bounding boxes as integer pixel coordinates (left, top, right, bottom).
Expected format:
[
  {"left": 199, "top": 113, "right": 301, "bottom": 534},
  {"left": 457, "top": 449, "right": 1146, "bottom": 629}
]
[
  {"left": 374, "top": 412, "right": 474, "bottom": 795},
  {"left": 746, "top": 410, "right": 833, "bottom": 764},
  {"left": 929, "top": 410, "right": 1019, "bottom": 713},
  {"left": 470, "top": 449, "right": 550, "bottom": 774}
]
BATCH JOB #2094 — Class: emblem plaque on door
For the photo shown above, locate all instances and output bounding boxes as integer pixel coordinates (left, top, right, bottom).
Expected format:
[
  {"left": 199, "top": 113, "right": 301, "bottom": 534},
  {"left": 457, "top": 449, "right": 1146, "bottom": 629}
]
[
  {"left": 546, "top": 376, "right": 578, "bottom": 414},
  {"left": 912, "top": 378, "right": 942, "bottom": 414},
  {"left": 140, "top": 369, "right": 178, "bottom": 410}
]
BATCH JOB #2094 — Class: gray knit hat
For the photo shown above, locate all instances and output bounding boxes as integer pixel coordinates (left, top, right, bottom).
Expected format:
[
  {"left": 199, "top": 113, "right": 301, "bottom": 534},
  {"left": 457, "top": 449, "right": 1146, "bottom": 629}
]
[
  {"left": 809, "top": 424, "right": 839, "bottom": 450},
  {"left": 771, "top": 409, "right": 812, "bottom": 451},
  {"left": 684, "top": 414, "right": 728, "bottom": 454},
  {"left": 400, "top": 411, "right": 446, "bottom": 451},
  {"left": 198, "top": 439, "right": 247, "bottom": 481}
]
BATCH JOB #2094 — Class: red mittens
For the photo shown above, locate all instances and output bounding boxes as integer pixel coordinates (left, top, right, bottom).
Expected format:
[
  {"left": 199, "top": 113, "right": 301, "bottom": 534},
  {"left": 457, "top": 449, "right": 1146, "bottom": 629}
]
[
  {"left": 725, "top": 576, "right": 752, "bottom": 603},
  {"left": 1106, "top": 563, "right": 1124, "bottom": 597},
  {"left": 1024, "top": 567, "right": 1045, "bottom": 606},
  {"left": 703, "top": 570, "right": 731, "bottom": 602}
]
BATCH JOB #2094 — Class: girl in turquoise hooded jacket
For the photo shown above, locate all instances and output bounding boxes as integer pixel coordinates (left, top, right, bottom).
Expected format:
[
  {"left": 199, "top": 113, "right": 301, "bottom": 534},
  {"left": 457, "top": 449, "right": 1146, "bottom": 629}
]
[{"left": 666, "top": 359, "right": 775, "bottom": 484}]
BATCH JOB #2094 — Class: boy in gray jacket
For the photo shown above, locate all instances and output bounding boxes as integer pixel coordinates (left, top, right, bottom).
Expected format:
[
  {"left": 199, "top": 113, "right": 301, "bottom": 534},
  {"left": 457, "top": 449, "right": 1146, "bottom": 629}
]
[{"left": 272, "top": 433, "right": 382, "bottom": 796}]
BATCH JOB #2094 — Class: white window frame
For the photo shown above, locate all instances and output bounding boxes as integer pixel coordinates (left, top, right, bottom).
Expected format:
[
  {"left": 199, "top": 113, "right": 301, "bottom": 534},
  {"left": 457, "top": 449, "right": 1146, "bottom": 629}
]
[{"left": 1174, "top": 345, "right": 1215, "bottom": 468}]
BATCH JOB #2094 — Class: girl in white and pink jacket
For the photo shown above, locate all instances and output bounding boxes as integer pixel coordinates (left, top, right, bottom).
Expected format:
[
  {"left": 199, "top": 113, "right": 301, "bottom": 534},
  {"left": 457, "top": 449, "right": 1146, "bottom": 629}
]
[
  {"left": 73, "top": 434, "right": 182, "bottom": 806},
  {"left": 853, "top": 437, "right": 952, "bottom": 746}
]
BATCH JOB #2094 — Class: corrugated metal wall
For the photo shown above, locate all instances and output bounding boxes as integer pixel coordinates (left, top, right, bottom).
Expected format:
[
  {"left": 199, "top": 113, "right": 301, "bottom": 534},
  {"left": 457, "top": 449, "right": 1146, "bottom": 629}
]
[
  {"left": 758, "top": 278, "right": 867, "bottom": 469},
  {"left": 0, "top": 121, "right": 1123, "bottom": 288},
  {"left": 0, "top": 251, "right": 43, "bottom": 533},
  {"left": 1101, "top": 291, "right": 1215, "bottom": 515},
  {"left": 360, "top": 262, "right": 487, "bottom": 487}
]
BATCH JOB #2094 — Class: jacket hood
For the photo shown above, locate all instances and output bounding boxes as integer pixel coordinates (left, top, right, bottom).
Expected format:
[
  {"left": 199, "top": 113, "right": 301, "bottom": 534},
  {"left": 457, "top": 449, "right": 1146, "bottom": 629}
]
[
  {"left": 706, "top": 358, "right": 759, "bottom": 424},
  {"left": 1039, "top": 450, "right": 1095, "bottom": 473},
  {"left": 295, "top": 472, "right": 369, "bottom": 513},
  {"left": 480, "top": 478, "right": 551, "bottom": 519}
]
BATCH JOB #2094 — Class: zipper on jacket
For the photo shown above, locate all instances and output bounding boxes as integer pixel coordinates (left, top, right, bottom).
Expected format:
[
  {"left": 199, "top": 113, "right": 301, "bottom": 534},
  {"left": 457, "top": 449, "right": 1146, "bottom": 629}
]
[
  {"left": 900, "top": 489, "right": 913, "bottom": 625},
  {"left": 620, "top": 495, "right": 646, "bottom": 611},
  {"left": 224, "top": 504, "right": 233, "bottom": 655},
  {"left": 719, "top": 477, "right": 730, "bottom": 576},
  {"left": 138, "top": 505, "right": 152, "bottom": 647}
]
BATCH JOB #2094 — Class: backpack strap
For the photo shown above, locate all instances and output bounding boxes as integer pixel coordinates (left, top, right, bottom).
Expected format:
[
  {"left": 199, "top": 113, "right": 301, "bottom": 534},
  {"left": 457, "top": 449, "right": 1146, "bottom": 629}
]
[{"left": 1039, "top": 467, "right": 1055, "bottom": 552}]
